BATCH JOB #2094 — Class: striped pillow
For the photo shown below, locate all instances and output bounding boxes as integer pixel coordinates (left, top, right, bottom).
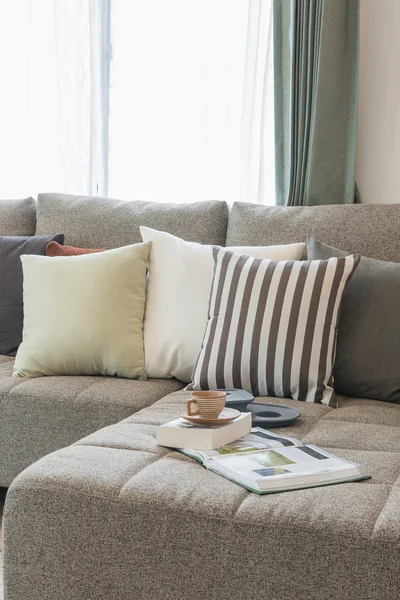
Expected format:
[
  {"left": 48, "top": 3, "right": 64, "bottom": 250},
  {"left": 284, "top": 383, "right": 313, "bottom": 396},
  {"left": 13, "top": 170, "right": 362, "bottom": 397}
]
[{"left": 191, "top": 248, "right": 360, "bottom": 405}]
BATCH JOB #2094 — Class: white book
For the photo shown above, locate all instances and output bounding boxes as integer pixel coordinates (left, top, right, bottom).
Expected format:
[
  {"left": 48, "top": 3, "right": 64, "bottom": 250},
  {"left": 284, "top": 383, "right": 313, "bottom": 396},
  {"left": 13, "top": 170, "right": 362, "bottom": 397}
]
[{"left": 156, "top": 412, "right": 252, "bottom": 450}]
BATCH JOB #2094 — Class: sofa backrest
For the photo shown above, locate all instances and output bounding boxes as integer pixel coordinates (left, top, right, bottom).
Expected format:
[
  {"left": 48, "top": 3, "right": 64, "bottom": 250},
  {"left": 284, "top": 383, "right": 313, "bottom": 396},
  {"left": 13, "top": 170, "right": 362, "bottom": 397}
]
[
  {"left": 0, "top": 198, "right": 36, "bottom": 236},
  {"left": 36, "top": 193, "right": 229, "bottom": 248},
  {"left": 227, "top": 202, "right": 400, "bottom": 262}
]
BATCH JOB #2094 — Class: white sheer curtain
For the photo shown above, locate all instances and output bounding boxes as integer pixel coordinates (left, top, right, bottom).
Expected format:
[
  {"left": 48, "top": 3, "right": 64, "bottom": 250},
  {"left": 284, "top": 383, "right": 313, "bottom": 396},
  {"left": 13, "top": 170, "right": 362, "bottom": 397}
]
[
  {"left": 0, "top": 0, "right": 274, "bottom": 204},
  {"left": 241, "top": 0, "right": 275, "bottom": 205},
  {"left": 0, "top": 1, "right": 92, "bottom": 198}
]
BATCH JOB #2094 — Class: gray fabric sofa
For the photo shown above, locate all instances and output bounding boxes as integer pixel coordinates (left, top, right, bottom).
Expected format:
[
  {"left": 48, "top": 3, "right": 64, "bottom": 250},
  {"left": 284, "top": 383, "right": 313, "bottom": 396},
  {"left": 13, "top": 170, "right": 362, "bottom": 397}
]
[
  {"left": 3, "top": 194, "right": 400, "bottom": 600},
  {"left": 0, "top": 193, "right": 230, "bottom": 486}
]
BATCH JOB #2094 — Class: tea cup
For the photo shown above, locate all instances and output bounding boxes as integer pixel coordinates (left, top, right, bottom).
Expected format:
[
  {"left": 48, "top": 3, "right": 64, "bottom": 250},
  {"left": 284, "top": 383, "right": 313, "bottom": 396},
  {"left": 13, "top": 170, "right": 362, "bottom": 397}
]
[{"left": 186, "top": 390, "right": 226, "bottom": 420}]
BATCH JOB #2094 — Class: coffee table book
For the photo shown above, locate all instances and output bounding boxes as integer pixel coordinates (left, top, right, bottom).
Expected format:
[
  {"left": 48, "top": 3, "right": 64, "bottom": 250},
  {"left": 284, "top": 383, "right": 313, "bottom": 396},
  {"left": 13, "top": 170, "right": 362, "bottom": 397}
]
[
  {"left": 156, "top": 412, "right": 252, "bottom": 450},
  {"left": 180, "top": 428, "right": 370, "bottom": 494}
]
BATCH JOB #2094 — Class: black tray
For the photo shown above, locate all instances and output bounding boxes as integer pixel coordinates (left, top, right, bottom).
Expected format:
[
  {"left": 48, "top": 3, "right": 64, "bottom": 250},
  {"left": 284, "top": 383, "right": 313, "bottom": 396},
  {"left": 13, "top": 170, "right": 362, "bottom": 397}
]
[
  {"left": 246, "top": 403, "right": 301, "bottom": 428},
  {"left": 219, "top": 389, "right": 255, "bottom": 412}
]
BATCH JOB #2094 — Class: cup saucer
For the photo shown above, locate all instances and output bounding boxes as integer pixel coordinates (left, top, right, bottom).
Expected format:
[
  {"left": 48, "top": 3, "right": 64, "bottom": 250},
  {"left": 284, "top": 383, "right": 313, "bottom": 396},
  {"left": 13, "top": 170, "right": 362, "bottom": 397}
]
[{"left": 179, "top": 407, "right": 241, "bottom": 426}]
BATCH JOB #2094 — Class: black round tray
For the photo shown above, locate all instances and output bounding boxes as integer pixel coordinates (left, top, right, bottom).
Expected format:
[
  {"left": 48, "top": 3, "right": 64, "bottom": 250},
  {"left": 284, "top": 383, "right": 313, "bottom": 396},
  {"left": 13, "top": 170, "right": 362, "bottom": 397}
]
[
  {"left": 246, "top": 403, "right": 301, "bottom": 428},
  {"left": 220, "top": 388, "right": 255, "bottom": 412}
]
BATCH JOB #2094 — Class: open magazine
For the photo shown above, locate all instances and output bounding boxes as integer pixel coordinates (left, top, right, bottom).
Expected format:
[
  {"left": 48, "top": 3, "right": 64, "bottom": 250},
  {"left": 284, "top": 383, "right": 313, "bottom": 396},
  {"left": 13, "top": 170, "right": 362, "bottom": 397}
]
[{"left": 180, "top": 428, "right": 369, "bottom": 494}]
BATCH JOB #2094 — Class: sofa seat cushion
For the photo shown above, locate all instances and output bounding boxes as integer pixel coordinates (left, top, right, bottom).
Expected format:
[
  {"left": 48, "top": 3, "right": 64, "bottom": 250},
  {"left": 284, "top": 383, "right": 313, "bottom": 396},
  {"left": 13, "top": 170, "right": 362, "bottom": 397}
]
[
  {"left": 22, "top": 389, "right": 400, "bottom": 542},
  {"left": 0, "top": 358, "right": 183, "bottom": 485},
  {"left": 0, "top": 355, "right": 13, "bottom": 365},
  {"left": 6, "top": 389, "right": 400, "bottom": 600}
]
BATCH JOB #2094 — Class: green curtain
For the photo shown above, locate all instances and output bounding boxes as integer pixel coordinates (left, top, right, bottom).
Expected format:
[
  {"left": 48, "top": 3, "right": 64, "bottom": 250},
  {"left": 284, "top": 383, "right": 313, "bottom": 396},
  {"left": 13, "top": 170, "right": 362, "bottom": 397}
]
[{"left": 274, "top": 0, "right": 359, "bottom": 206}]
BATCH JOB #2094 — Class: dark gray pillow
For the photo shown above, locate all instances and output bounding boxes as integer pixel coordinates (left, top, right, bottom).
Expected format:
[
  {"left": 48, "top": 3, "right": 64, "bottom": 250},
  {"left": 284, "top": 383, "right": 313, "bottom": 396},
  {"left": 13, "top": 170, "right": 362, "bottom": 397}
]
[
  {"left": 306, "top": 234, "right": 400, "bottom": 402},
  {"left": 0, "top": 234, "right": 64, "bottom": 356}
]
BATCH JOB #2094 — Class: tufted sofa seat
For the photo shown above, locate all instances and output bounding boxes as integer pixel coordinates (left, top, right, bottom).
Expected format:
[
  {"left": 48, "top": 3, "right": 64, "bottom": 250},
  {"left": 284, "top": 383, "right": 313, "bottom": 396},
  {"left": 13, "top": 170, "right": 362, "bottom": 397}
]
[
  {"left": 0, "top": 357, "right": 183, "bottom": 486},
  {"left": 4, "top": 389, "right": 400, "bottom": 600}
]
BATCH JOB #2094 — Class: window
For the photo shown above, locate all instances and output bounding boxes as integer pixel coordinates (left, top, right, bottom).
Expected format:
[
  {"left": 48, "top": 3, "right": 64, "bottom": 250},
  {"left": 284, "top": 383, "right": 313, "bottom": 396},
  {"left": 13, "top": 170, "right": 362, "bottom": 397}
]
[{"left": 0, "top": 0, "right": 274, "bottom": 204}]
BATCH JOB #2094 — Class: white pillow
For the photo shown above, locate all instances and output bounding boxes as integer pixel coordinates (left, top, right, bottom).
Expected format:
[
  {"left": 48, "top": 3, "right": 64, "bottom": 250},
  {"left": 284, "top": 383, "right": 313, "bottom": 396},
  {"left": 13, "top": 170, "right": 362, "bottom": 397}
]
[{"left": 140, "top": 227, "right": 305, "bottom": 382}]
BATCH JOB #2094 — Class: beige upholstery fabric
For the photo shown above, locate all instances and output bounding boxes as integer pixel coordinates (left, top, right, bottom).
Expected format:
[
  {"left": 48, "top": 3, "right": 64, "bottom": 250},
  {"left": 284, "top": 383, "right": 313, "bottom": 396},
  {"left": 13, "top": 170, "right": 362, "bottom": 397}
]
[
  {"left": 227, "top": 202, "right": 400, "bottom": 262},
  {"left": 0, "top": 356, "right": 13, "bottom": 365},
  {"left": 0, "top": 197, "right": 36, "bottom": 236},
  {"left": 36, "top": 193, "right": 229, "bottom": 248},
  {"left": 0, "top": 358, "right": 183, "bottom": 486},
  {"left": 4, "top": 389, "right": 400, "bottom": 600}
]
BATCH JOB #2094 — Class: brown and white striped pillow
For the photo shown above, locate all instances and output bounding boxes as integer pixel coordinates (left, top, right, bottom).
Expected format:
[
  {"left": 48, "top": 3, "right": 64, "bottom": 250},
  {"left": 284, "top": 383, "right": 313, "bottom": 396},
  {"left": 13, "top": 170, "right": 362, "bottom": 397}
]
[{"left": 191, "top": 248, "right": 360, "bottom": 405}]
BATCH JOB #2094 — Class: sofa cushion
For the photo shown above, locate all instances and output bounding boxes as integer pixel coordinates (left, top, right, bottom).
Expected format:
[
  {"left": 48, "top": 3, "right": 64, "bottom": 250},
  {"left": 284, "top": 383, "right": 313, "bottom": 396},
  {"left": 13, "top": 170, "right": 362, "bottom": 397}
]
[
  {"left": 0, "top": 358, "right": 183, "bottom": 486},
  {"left": 227, "top": 202, "right": 400, "bottom": 262},
  {"left": 5, "top": 390, "right": 400, "bottom": 600},
  {"left": 36, "top": 192, "right": 229, "bottom": 248},
  {"left": 0, "top": 234, "right": 64, "bottom": 357},
  {"left": 0, "top": 197, "right": 36, "bottom": 236},
  {"left": 141, "top": 226, "right": 305, "bottom": 383},
  {"left": 46, "top": 241, "right": 104, "bottom": 256},
  {"left": 190, "top": 248, "right": 359, "bottom": 405},
  {"left": 13, "top": 242, "right": 150, "bottom": 381},
  {"left": 307, "top": 235, "right": 400, "bottom": 402}
]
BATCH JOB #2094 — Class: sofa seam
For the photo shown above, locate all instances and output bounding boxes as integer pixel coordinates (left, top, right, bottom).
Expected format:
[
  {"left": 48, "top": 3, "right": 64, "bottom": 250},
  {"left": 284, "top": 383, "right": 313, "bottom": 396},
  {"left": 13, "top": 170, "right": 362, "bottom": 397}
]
[
  {"left": 7, "top": 481, "right": 399, "bottom": 546},
  {"left": 0, "top": 392, "right": 168, "bottom": 411},
  {"left": 116, "top": 451, "right": 178, "bottom": 498}
]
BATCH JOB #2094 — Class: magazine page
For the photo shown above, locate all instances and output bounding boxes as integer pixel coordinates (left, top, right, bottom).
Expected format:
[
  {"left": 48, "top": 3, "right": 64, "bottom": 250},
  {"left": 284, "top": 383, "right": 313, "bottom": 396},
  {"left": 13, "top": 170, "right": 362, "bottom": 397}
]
[
  {"left": 181, "top": 428, "right": 302, "bottom": 466},
  {"left": 209, "top": 444, "right": 365, "bottom": 491}
]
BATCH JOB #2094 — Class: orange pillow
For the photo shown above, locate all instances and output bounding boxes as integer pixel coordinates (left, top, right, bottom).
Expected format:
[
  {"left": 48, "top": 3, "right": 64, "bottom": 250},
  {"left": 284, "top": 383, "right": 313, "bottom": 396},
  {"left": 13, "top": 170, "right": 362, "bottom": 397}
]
[{"left": 46, "top": 241, "right": 104, "bottom": 257}]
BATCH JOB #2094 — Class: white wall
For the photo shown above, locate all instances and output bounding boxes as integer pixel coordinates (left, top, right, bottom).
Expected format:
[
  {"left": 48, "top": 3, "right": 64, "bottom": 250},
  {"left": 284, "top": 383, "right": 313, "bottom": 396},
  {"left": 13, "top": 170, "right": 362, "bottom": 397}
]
[{"left": 356, "top": 0, "right": 400, "bottom": 204}]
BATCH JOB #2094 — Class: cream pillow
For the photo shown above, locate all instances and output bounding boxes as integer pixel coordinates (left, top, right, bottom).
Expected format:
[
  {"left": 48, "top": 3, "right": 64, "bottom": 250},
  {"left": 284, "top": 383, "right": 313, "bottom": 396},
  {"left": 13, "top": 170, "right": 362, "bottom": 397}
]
[
  {"left": 13, "top": 242, "right": 151, "bottom": 380},
  {"left": 140, "top": 227, "right": 305, "bottom": 383}
]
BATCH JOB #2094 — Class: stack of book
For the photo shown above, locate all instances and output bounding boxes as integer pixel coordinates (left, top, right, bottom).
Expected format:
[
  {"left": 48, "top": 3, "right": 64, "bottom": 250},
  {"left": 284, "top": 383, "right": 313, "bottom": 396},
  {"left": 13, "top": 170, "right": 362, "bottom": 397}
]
[{"left": 156, "top": 412, "right": 252, "bottom": 450}]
